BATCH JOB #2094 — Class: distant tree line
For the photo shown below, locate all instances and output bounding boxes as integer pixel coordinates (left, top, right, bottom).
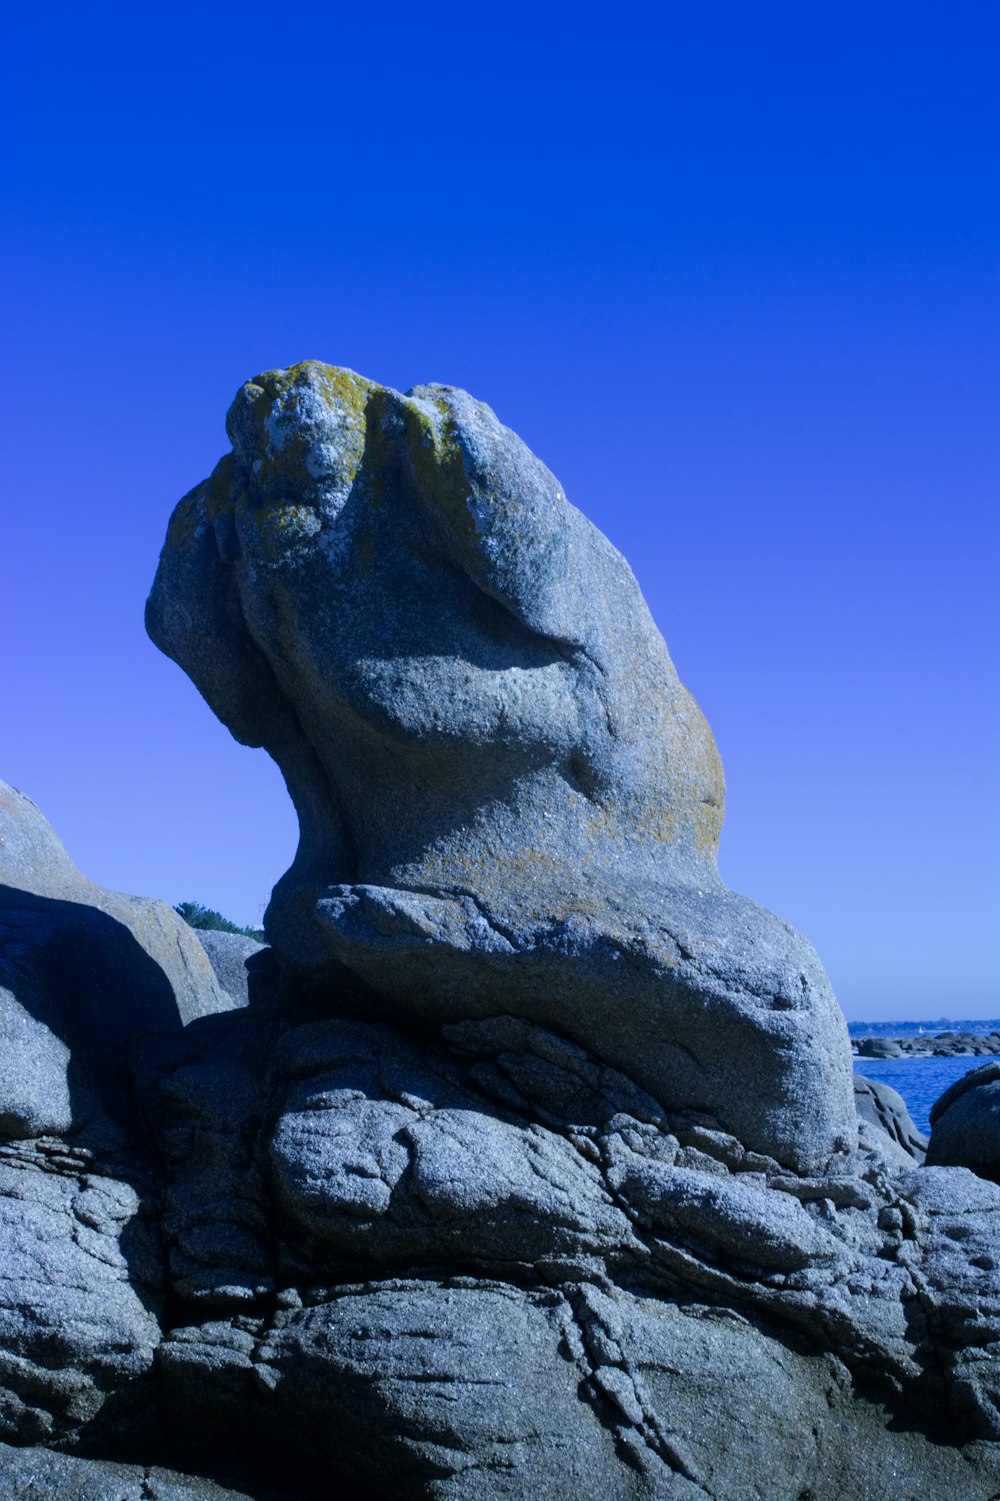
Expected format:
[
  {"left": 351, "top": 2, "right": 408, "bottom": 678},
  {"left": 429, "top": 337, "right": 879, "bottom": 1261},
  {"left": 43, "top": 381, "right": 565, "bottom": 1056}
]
[{"left": 174, "top": 901, "right": 265, "bottom": 943}]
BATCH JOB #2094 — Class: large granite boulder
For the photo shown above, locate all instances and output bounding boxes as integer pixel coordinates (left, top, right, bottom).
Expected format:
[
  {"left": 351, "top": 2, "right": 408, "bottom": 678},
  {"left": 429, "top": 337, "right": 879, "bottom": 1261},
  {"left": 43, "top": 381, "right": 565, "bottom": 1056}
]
[
  {"left": 5, "top": 366, "right": 1000, "bottom": 1498},
  {"left": 927, "top": 1061, "right": 1000, "bottom": 1181},
  {"left": 146, "top": 361, "right": 854, "bottom": 1173},
  {"left": 0, "top": 781, "right": 230, "bottom": 1027}
]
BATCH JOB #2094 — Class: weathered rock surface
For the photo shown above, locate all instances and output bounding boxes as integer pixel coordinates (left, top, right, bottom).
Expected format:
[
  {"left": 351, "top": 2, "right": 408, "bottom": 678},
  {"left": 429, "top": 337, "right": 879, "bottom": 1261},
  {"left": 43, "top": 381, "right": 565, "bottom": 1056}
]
[
  {"left": 4, "top": 795, "right": 1000, "bottom": 1499},
  {"left": 5, "top": 366, "right": 1000, "bottom": 1498},
  {"left": 196, "top": 929, "right": 264, "bottom": 1009},
  {"left": 0, "top": 1443, "right": 267, "bottom": 1501},
  {"left": 146, "top": 361, "right": 854, "bottom": 1174},
  {"left": 927, "top": 1061, "right": 1000, "bottom": 1181},
  {"left": 0, "top": 782, "right": 235, "bottom": 1140},
  {"left": 856, "top": 1036, "right": 903, "bottom": 1059},
  {"left": 854, "top": 1074, "right": 927, "bottom": 1162},
  {"left": 0, "top": 782, "right": 230, "bottom": 1027},
  {"left": 117, "top": 1008, "right": 1000, "bottom": 1497},
  {"left": 0, "top": 782, "right": 262, "bottom": 1483},
  {"left": 0, "top": 1146, "right": 161, "bottom": 1450}
]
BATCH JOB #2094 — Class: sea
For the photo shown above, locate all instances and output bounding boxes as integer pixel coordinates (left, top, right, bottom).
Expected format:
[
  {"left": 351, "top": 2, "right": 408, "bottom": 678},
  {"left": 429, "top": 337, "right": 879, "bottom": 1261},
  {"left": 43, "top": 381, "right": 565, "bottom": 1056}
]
[{"left": 849, "top": 1019, "right": 1000, "bottom": 1137}]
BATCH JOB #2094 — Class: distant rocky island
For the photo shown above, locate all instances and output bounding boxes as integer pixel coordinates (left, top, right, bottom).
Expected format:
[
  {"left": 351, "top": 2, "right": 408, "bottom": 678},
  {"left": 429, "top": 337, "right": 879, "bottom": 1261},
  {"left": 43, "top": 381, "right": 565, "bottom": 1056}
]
[
  {"left": 3, "top": 361, "right": 1000, "bottom": 1499},
  {"left": 852, "top": 1026, "right": 1000, "bottom": 1059}
]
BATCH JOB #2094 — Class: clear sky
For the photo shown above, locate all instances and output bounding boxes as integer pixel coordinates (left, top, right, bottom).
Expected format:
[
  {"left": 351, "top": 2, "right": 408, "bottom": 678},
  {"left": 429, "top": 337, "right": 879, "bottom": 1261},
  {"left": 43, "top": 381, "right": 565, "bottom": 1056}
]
[{"left": 2, "top": 4, "right": 997, "bottom": 1020}]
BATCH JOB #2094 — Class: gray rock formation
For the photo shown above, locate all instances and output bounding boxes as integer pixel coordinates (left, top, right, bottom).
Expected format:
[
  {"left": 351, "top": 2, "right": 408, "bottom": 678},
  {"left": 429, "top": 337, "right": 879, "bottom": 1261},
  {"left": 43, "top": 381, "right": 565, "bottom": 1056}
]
[
  {"left": 0, "top": 782, "right": 229, "bottom": 1026},
  {"left": 4, "top": 364, "right": 1000, "bottom": 1498},
  {"left": 146, "top": 361, "right": 854, "bottom": 1174},
  {"left": 854, "top": 1074, "right": 928, "bottom": 1163},
  {"left": 5, "top": 804, "right": 1000, "bottom": 1500},
  {"left": 0, "top": 1443, "right": 262, "bottom": 1500},
  {"left": 195, "top": 929, "right": 264, "bottom": 1009},
  {"left": 115, "top": 1009, "right": 1000, "bottom": 1497},
  {"left": 856, "top": 1036, "right": 903, "bottom": 1059},
  {"left": 0, "top": 781, "right": 235, "bottom": 1142},
  {"left": 0, "top": 782, "right": 252, "bottom": 1482},
  {"left": 927, "top": 1061, "right": 1000, "bottom": 1181}
]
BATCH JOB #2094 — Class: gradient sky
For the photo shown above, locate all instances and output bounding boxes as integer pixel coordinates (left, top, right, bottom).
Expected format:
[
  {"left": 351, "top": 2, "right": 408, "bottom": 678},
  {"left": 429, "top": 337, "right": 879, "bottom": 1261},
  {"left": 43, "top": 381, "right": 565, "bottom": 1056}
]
[{"left": 2, "top": 4, "right": 997, "bottom": 1019}]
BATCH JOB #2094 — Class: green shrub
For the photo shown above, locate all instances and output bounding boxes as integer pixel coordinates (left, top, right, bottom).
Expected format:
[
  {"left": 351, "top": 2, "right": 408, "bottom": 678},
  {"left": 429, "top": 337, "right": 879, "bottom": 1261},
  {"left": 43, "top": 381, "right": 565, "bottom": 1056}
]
[{"left": 174, "top": 901, "right": 265, "bottom": 943}]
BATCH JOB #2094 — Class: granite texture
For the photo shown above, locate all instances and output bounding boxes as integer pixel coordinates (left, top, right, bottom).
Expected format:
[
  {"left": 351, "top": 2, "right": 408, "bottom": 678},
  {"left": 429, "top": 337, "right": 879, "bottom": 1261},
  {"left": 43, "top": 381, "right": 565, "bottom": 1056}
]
[
  {"left": 927, "top": 1061, "right": 1000, "bottom": 1181},
  {"left": 854, "top": 1074, "right": 928, "bottom": 1163},
  {"left": 196, "top": 929, "right": 263, "bottom": 1009},
  {"left": 146, "top": 361, "right": 854, "bottom": 1174},
  {"left": 0, "top": 781, "right": 235, "bottom": 1143},
  {"left": 1, "top": 365, "right": 998, "bottom": 1498},
  {"left": 4, "top": 784, "right": 1000, "bottom": 1498},
  {"left": 0, "top": 1443, "right": 268, "bottom": 1501}
]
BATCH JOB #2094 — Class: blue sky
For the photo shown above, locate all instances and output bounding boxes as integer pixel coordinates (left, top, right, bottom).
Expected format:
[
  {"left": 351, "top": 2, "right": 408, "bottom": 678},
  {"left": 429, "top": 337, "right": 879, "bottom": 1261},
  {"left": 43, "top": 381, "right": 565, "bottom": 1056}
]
[{"left": 2, "top": 3, "right": 997, "bottom": 1019}]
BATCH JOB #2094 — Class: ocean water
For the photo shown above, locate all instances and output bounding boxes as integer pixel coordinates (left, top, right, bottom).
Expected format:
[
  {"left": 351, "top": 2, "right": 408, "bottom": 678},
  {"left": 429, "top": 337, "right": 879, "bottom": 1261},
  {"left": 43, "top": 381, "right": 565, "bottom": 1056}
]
[{"left": 852, "top": 1055, "right": 991, "bottom": 1137}]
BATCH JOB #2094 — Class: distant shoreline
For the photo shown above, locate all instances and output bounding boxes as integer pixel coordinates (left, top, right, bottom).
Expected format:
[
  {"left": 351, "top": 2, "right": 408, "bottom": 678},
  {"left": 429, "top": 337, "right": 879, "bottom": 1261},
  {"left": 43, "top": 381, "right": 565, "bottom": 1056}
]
[{"left": 848, "top": 1018, "right": 1000, "bottom": 1038}]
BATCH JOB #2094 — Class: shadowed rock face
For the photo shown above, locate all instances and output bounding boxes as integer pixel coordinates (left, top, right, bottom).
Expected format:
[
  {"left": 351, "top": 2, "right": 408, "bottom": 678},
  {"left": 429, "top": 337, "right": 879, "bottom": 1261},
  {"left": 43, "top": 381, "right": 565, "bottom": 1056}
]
[
  {"left": 146, "top": 360, "right": 854, "bottom": 1172},
  {"left": 0, "top": 782, "right": 230, "bottom": 1031},
  {"left": 928, "top": 1062, "right": 1000, "bottom": 1180},
  {"left": 0, "top": 781, "right": 236, "bottom": 1142}
]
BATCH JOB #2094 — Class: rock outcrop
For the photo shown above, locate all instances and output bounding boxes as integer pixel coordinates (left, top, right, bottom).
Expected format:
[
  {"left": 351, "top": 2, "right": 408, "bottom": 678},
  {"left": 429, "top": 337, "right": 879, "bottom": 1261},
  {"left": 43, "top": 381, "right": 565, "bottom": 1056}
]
[
  {"left": 0, "top": 781, "right": 233, "bottom": 1142},
  {"left": 0, "top": 1443, "right": 262, "bottom": 1501},
  {"left": 0, "top": 782, "right": 248, "bottom": 1484},
  {"left": 927, "top": 1061, "right": 1000, "bottom": 1181},
  {"left": 856, "top": 1037, "right": 904, "bottom": 1059},
  {"left": 853, "top": 1074, "right": 927, "bottom": 1162},
  {"left": 3, "top": 363, "right": 1000, "bottom": 1498},
  {"left": 146, "top": 361, "right": 854, "bottom": 1174},
  {"left": 195, "top": 929, "right": 264, "bottom": 1009}
]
